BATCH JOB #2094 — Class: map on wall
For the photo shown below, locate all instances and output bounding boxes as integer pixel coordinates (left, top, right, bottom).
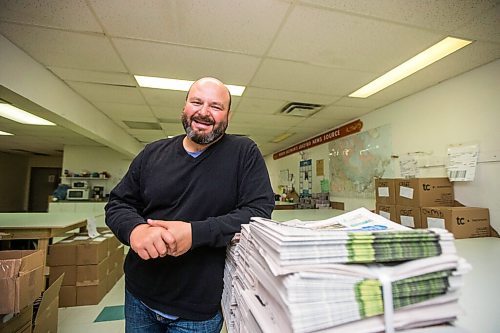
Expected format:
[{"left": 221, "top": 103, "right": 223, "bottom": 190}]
[{"left": 329, "top": 124, "right": 393, "bottom": 199}]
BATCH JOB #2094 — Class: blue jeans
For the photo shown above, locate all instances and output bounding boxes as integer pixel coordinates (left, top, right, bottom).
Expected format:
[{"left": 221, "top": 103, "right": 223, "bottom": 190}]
[{"left": 125, "top": 289, "right": 223, "bottom": 333}]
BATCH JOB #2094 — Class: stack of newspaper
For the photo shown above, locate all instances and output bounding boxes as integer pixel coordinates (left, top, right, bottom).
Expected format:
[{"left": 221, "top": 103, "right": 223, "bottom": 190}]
[{"left": 222, "top": 208, "right": 470, "bottom": 333}]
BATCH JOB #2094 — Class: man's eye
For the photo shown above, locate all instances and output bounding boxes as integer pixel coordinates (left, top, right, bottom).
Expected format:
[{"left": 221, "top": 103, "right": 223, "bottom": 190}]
[
  {"left": 191, "top": 101, "right": 202, "bottom": 105},
  {"left": 212, "top": 105, "right": 223, "bottom": 111}
]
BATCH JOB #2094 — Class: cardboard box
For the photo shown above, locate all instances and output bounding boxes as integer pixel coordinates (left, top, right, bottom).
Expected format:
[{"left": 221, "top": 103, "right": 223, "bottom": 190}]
[
  {"left": 32, "top": 274, "right": 63, "bottom": 333},
  {"left": 58, "top": 286, "right": 76, "bottom": 308},
  {"left": 47, "top": 238, "right": 78, "bottom": 266},
  {"left": 107, "top": 246, "right": 124, "bottom": 273},
  {"left": 395, "top": 205, "right": 421, "bottom": 229},
  {"left": 0, "top": 303, "right": 33, "bottom": 333},
  {"left": 76, "top": 257, "right": 108, "bottom": 286},
  {"left": 421, "top": 207, "right": 490, "bottom": 239},
  {"left": 0, "top": 250, "right": 44, "bottom": 314},
  {"left": 375, "top": 204, "right": 396, "bottom": 222},
  {"left": 395, "top": 178, "right": 454, "bottom": 207},
  {"left": 97, "top": 228, "right": 121, "bottom": 255},
  {"left": 375, "top": 178, "right": 396, "bottom": 205},
  {"left": 76, "top": 237, "right": 108, "bottom": 265},
  {"left": 77, "top": 281, "right": 107, "bottom": 306},
  {"left": 49, "top": 265, "right": 76, "bottom": 286}
]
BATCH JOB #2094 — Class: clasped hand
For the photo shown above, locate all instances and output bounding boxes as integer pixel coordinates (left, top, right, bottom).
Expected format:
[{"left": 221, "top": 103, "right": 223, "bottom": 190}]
[{"left": 129, "top": 219, "right": 192, "bottom": 260}]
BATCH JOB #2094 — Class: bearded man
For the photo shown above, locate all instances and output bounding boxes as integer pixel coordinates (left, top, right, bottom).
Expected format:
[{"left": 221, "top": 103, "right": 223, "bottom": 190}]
[{"left": 105, "top": 77, "right": 274, "bottom": 333}]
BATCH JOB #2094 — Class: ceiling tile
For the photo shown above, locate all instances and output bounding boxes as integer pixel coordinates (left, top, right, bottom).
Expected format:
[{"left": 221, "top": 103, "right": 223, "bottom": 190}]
[
  {"left": 89, "top": 0, "right": 290, "bottom": 55},
  {"left": 231, "top": 112, "right": 304, "bottom": 129},
  {"left": 113, "top": 38, "right": 261, "bottom": 85},
  {"left": 251, "top": 58, "right": 375, "bottom": 96},
  {"left": 48, "top": 67, "right": 136, "bottom": 86},
  {"left": 150, "top": 105, "right": 182, "bottom": 121},
  {"left": 93, "top": 102, "right": 155, "bottom": 121},
  {"left": 159, "top": 123, "right": 184, "bottom": 137},
  {"left": 269, "top": 4, "right": 444, "bottom": 72},
  {"left": 0, "top": 23, "right": 126, "bottom": 71},
  {"left": 453, "top": 4, "right": 500, "bottom": 43},
  {"left": 0, "top": 0, "right": 102, "bottom": 32},
  {"left": 67, "top": 81, "right": 145, "bottom": 104},
  {"left": 243, "top": 87, "right": 341, "bottom": 106},
  {"left": 314, "top": 105, "right": 370, "bottom": 120},
  {"left": 234, "top": 98, "right": 288, "bottom": 116},
  {"left": 127, "top": 129, "right": 166, "bottom": 143},
  {"left": 299, "top": 0, "right": 497, "bottom": 33},
  {"left": 140, "top": 88, "right": 187, "bottom": 108}
]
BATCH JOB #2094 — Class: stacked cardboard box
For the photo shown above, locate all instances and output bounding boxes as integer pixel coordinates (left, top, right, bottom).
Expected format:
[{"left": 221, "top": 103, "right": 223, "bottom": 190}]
[
  {"left": 375, "top": 178, "right": 454, "bottom": 227},
  {"left": 420, "top": 206, "right": 490, "bottom": 239},
  {"left": 375, "top": 177, "right": 491, "bottom": 239},
  {"left": 0, "top": 250, "right": 44, "bottom": 315},
  {"left": 47, "top": 229, "right": 124, "bottom": 307},
  {"left": 374, "top": 178, "right": 397, "bottom": 222},
  {"left": 0, "top": 274, "right": 64, "bottom": 333},
  {"left": 98, "top": 228, "right": 125, "bottom": 292}
]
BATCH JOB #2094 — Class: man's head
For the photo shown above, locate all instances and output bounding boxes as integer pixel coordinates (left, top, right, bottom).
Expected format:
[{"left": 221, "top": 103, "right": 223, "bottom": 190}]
[{"left": 182, "top": 77, "right": 231, "bottom": 146}]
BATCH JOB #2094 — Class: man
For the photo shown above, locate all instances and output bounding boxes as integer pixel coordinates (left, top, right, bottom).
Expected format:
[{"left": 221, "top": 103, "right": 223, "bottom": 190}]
[{"left": 105, "top": 77, "right": 275, "bottom": 332}]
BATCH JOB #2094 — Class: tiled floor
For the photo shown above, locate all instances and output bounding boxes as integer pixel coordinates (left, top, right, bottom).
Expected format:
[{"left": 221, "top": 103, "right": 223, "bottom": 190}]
[{"left": 57, "top": 276, "right": 227, "bottom": 332}]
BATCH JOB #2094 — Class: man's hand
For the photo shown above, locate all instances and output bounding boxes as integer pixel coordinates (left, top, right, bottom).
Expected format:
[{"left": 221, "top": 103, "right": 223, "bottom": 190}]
[
  {"left": 129, "top": 223, "right": 176, "bottom": 260},
  {"left": 147, "top": 220, "right": 192, "bottom": 257}
]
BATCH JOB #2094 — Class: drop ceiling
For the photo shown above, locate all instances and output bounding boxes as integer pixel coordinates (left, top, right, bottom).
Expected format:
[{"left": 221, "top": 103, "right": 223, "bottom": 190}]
[{"left": 0, "top": 0, "right": 499, "bottom": 157}]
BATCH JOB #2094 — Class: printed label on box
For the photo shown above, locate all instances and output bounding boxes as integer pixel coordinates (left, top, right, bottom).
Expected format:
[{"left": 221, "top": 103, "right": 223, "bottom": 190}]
[
  {"left": 379, "top": 211, "right": 391, "bottom": 220},
  {"left": 427, "top": 217, "right": 445, "bottom": 229},
  {"left": 378, "top": 187, "right": 389, "bottom": 197},
  {"left": 400, "top": 216, "right": 415, "bottom": 228},
  {"left": 399, "top": 186, "right": 414, "bottom": 199}
]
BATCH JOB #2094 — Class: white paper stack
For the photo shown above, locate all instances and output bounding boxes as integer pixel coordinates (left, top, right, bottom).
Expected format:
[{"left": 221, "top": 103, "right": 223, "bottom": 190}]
[{"left": 222, "top": 208, "right": 470, "bottom": 333}]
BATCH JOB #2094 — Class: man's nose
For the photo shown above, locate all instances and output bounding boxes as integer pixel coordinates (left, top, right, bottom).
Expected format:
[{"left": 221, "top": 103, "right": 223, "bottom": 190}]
[{"left": 198, "top": 103, "right": 210, "bottom": 115}]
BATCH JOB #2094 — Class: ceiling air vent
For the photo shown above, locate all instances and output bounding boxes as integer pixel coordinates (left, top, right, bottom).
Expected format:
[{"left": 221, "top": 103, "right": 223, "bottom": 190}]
[{"left": 279, "top": 102, "right": 323, "bottom": 117}]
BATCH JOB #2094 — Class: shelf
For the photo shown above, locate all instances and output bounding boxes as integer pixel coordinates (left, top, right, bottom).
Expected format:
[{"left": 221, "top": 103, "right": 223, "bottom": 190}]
[{"left": 61, "top": 177, "right": 109, "bottom": 180}]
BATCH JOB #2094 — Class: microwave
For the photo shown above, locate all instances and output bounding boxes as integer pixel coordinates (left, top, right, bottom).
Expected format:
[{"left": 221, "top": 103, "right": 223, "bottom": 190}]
[{"left": 66, "top": 188, "right": 90, "bottom": 200}]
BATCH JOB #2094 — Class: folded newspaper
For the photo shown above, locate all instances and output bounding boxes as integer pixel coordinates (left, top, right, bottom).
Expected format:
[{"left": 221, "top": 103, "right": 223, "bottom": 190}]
[{"left": 222, "top": 207, "right": 470, "bottom": 333}]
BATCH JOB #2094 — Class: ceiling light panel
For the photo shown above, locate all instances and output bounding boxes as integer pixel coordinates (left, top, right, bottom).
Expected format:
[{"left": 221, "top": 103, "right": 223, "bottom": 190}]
[
  {"left": 0, "top": 104, "right": 55, "bottom": 125},
  {"left": 349, "top": 37, "right": 472, "bottom": 98},
  {"left": 134, "top": 75, "right": 246, "bottom": 96}
]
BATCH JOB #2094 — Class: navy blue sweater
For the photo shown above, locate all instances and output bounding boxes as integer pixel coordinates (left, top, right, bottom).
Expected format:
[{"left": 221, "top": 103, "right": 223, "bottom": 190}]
[{"left": 105, "top": 134, "right": 274, "bottom": 320}]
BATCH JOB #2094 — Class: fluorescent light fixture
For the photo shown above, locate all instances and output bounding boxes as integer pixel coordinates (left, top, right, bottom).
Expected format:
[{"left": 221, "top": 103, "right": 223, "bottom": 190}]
[
  {"left": 349, "top": 37, "right": 472, "bottom": 98},
  {"left": 0, "top": 103, "right": 55, "bottom": 125},
  {"left": 134, "top": 75, "right": 246, "bottom": 96},
  {"left": 0, "top": 130, "right": 13, "bottom": 135}
]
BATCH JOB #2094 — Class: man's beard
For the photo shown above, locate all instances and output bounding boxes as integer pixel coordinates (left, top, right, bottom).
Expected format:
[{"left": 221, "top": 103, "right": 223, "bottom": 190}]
[{"left": 182, "top": 113, "right": 228, "bottom": 145}]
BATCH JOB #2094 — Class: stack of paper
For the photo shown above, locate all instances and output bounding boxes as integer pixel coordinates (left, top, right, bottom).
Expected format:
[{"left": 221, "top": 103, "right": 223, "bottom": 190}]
[{"left": 222, "top": 208, "right": 470, "bottom": 333}]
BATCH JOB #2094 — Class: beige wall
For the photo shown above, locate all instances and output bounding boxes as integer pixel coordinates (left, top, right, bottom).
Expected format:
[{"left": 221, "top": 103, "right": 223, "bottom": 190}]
[{"left": 62, "top": 145, "right": 133, "bottom": 196}]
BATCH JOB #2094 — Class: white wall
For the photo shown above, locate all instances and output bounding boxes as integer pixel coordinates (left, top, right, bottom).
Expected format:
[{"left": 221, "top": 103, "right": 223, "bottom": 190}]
[
  {"left": 62, "top": 145, "right": 133, "bottom": 196},
  {"left": 265, "top": 59, "right": 500, "bottom": 231}
]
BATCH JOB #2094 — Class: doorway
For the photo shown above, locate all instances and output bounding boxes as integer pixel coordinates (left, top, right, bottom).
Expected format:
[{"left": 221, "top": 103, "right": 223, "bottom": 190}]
[{"left": 28, "top": 167, "right": 61, "bottom": 212}]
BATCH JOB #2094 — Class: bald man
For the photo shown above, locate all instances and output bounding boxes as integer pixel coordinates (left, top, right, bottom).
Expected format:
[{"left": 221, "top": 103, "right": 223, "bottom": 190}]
[{"left": 105, "top": 77, "right": 274, "bottom": 332}]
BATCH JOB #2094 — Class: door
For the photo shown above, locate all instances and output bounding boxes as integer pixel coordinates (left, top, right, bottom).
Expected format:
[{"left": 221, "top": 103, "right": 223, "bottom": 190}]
[{"left": 28, "top": 167, "right": 61, "bottom": 212}]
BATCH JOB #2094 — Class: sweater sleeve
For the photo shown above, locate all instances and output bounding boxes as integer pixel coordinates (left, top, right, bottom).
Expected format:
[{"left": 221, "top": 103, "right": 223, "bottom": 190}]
[
  {"left": 189, "top": 142, "right": 275, "bottom": 249},
  {"left": 105, "top": 149, "right": 147, "bottom": 246}
]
